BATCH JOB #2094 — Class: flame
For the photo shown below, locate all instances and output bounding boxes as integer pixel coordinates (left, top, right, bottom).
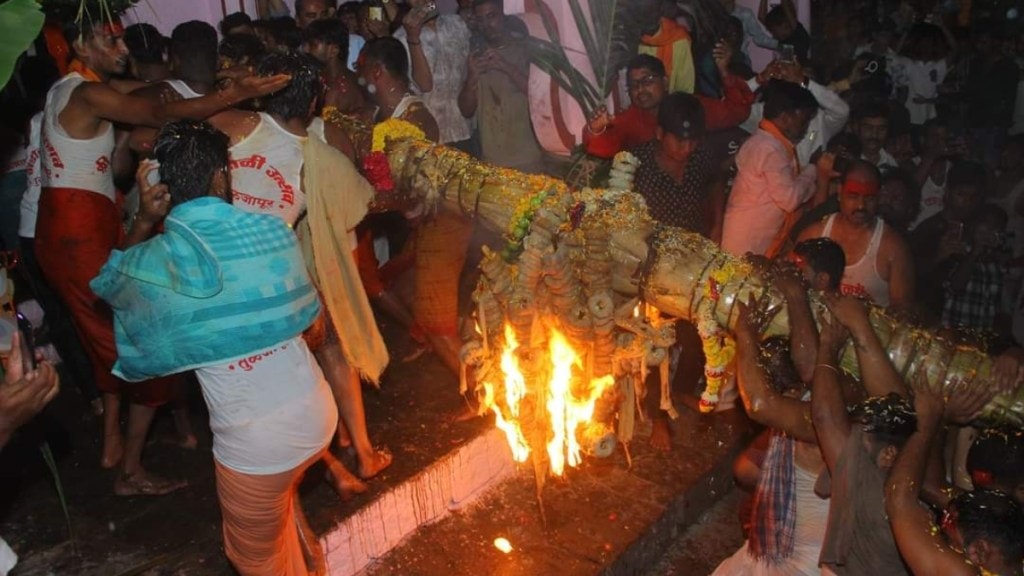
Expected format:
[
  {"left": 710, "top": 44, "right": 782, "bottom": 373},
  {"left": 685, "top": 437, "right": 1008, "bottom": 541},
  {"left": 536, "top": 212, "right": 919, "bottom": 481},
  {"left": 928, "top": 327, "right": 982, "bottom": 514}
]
[
  {"left": 483, "top": 323, "right": 615, "bottom": 477},
  {"left": 491, "top": 324, "right": 530, "bottom": 462}
]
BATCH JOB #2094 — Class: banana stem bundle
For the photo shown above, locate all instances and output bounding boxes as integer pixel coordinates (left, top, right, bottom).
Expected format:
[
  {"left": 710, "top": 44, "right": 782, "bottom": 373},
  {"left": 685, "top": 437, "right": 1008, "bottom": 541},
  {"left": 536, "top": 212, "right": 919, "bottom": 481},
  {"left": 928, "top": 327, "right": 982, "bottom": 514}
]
[{"left": 370, "top": 135, "right": 1024, "bottom": 428}]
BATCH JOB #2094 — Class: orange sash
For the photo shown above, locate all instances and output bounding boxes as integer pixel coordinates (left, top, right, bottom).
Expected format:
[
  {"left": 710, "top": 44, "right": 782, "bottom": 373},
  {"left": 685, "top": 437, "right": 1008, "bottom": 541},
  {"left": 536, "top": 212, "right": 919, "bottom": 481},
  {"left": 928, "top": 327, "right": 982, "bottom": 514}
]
[
  {"left": 759, "top": 119, "right": 803, "bottom": 258},
  {"left": 67, "top": 59, "right": 102, "bottom": 82}
]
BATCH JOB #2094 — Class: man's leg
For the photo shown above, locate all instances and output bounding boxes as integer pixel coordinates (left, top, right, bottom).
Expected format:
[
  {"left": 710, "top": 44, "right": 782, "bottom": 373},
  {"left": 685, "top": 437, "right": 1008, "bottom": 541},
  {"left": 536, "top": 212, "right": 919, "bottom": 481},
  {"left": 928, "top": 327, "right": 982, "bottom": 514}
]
[
  {"left": 215, "top": 451, "right": 325, "bottom": 575},
  {"left": 114, "top": 396, "right": 187, "bottom": 496},
  {"left": 101, "top": 392, "right": 123, "bottom": 469},
  {"left": 18, "top": 236, "right": 100, "bottom": 412},
  {"left": 314, "top": 343, "right": 391, "bottom": 479}
]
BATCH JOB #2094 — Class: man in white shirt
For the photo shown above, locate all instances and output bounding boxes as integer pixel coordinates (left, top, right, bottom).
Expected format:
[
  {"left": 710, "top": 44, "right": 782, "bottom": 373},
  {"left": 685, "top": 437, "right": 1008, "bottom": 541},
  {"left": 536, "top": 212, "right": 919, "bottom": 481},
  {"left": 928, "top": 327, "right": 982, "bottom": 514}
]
[
  {"left": 94, "top": 121, "right": 335, "bottom": 574},
  {"left": 741, "top": 59, "right": 850, "bottom": 165},
  {"left": 723, "top": 80, "right": 832, "bottom": 257}
]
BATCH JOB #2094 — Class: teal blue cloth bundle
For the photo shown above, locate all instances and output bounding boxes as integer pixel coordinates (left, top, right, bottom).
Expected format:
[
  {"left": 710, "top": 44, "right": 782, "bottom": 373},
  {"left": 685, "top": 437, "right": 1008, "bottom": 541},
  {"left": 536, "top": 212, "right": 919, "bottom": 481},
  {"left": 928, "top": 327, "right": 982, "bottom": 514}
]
[{"left": 91, "top": 197, "right": 320, "bottom": 382}]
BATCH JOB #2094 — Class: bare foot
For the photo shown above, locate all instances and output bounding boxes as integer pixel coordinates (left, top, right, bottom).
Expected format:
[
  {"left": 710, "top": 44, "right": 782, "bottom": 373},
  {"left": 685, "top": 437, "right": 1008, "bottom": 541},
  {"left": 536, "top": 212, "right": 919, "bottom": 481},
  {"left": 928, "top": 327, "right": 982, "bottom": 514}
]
[
  {"left": 358, "top": 447, "right": 393, "bottom": 480},
  {"left": 650, "top": 419, "right": 672, "bottom": 453},
  {"left": 114, "top": 471, "right": 187, "bottom": 496},
  {"left": 324, "top": 456, "right": 368, "bottom": 501},
  {"left": 101, "top": 433, "right": 125, "bottom": 469}
]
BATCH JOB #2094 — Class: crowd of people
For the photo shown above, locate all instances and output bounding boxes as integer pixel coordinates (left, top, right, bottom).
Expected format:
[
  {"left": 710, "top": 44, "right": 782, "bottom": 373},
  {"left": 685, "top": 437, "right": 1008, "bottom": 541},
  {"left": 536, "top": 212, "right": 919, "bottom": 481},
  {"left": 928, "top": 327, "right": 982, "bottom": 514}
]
[{"left": 1, "top": 0, "right": 1024, "bottom": 574}]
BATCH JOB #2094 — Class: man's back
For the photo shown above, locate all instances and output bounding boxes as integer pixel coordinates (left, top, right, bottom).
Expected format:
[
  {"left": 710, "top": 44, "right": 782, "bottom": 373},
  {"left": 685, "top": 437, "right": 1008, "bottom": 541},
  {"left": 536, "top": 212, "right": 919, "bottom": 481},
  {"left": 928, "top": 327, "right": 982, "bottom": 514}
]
[{"left": 722, "top": 130, "right": 815, "bottom": 256}]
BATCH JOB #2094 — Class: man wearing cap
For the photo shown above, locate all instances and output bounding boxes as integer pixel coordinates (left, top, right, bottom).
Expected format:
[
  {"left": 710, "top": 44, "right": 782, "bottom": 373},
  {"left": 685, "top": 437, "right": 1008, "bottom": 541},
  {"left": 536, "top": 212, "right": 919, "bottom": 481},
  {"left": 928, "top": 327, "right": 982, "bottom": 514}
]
[
  {"left": 630, "top": 92, "right": 716, "bottom": 236},
  {"left": 797, "top": 160, "right": 914, "bottom": 309}
]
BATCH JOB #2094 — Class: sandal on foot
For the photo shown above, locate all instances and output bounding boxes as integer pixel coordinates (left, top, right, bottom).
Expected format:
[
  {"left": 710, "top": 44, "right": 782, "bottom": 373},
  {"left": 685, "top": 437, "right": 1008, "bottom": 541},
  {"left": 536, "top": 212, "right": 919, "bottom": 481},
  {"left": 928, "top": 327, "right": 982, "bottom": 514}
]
[
  {"left": 358, "top": 447, "right": 393, "bottom": 480},
  {"left": 114, "top": 472, "right": 187, "bottom": 497}
]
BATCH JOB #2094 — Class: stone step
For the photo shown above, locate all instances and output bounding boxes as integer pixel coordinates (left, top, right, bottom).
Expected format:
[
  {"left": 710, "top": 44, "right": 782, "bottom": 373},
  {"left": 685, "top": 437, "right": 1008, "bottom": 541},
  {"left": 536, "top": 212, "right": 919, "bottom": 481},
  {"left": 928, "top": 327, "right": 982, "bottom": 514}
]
[
  {"left": 354, "top": 409, "right": 753, "bottom": 576},
  {"left": 320, "top": 428, "right": 516, "bottom": 575}
]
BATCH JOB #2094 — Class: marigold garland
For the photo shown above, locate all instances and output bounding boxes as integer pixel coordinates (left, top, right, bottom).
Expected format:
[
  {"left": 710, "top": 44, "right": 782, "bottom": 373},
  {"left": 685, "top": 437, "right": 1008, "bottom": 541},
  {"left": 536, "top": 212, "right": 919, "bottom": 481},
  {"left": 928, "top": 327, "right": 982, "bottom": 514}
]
[
  {"left": 357, "top": 117, "right": 425, "bottom": 193},
  {"left": 371, "top": 118, "right": 425, "bottom": 153},
  {"left": 696, "top": 303, "right": 736, "bottom": 413},
  {"left": 696, "top": 267, "right": 739, "bottom": 413}
]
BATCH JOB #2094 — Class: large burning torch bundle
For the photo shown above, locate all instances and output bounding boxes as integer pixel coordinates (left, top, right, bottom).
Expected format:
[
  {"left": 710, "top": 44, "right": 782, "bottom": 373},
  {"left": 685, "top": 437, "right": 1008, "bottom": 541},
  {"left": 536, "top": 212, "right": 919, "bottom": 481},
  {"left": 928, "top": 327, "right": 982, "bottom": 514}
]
[{"left": 329, "top": 113, "right": 1024, "bottom": 487}]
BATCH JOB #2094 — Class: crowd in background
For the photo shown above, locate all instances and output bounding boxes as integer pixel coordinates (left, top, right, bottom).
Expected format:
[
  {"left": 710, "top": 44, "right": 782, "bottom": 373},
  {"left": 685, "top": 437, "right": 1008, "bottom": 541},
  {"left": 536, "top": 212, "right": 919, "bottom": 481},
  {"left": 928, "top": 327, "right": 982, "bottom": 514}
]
[{"left": 1, "top": 0, "right": 1024, "bottom": 574}]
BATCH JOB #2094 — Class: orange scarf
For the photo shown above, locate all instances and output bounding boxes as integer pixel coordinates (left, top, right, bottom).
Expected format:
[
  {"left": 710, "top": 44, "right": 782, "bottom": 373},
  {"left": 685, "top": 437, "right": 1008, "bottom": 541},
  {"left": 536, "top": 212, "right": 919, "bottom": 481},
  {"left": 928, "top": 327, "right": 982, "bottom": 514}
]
[
  {"left": 68, "top": 59, "right": 102, "bottom": 82},
  {"left": 640, "top": 18, "right": 690, "bottom": 47},
  {"left": 758, "top": 119, "right": 803, "bottom": 258},
  {"left": 641, "top": 19, "right": 694, "bottom": 90}
]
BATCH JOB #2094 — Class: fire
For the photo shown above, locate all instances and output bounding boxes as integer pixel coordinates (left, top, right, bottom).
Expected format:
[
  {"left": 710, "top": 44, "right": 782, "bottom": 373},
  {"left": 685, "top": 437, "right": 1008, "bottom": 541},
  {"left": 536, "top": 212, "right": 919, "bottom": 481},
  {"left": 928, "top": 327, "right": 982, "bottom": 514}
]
[
  {"left": 487, "top": 325, "right": 530, "bottom": 462},
  {"left": 483, "top": 323, "right": 615, "bottom": 476}
]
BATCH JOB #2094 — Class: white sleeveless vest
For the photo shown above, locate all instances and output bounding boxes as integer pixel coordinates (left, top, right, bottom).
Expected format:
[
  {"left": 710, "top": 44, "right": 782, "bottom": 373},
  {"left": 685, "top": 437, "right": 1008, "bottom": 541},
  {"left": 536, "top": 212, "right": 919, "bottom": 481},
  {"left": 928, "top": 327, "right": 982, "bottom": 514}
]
[{"left": 40, "top": 73, "right": 116, "bottom": 202}]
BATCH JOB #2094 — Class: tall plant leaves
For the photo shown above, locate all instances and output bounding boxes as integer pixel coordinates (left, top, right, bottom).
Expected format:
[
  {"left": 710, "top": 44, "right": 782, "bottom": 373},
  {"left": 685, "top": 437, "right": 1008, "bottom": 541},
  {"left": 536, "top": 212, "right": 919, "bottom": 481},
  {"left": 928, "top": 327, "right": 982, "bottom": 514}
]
[
  {"left": 0, "top": 0, "right": 45, "bottom": 91},
  {"left": 527, "top": 0, "right": 648, "bottom": 118}
]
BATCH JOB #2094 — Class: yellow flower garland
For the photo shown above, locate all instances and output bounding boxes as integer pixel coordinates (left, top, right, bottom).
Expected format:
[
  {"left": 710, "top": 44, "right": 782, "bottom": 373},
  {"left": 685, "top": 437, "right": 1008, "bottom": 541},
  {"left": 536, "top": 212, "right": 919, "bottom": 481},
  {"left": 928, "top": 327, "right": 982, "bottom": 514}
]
[
  {"left": 371, "top": 118, "right": 425, "bottom": 153},
  {"left": 696, "top": 268, "right": 739, "bottom": 413}
]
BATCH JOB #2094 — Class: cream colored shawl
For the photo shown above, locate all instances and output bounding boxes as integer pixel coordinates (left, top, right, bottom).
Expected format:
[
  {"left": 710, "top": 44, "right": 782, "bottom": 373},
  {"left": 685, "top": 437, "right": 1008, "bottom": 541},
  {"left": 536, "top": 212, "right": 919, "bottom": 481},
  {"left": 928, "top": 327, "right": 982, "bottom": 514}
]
[{"left": 299, "top": 135, "right": 389, "bottom": 384}]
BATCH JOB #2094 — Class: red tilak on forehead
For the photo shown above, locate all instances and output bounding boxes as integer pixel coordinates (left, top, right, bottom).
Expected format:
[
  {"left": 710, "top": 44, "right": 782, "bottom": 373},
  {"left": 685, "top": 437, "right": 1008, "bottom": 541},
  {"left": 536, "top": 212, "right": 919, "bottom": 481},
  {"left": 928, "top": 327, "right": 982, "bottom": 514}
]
[
  {"left": 843, "top": 178, "right": 880, "bottom": 197},
  {"left": 102, "top": 21, "right": 125, "bottom": 37}
]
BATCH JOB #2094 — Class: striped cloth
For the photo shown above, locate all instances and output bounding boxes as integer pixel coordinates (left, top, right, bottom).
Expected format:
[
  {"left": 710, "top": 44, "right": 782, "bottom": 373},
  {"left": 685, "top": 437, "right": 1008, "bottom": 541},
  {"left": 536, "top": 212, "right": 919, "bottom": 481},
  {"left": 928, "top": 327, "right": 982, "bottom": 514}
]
[
  {"left": 748, "top": 431, "right": 797, "bottom": 562},
  {"left": 91, "top": 197, "right": 320, "bottom": 382}
]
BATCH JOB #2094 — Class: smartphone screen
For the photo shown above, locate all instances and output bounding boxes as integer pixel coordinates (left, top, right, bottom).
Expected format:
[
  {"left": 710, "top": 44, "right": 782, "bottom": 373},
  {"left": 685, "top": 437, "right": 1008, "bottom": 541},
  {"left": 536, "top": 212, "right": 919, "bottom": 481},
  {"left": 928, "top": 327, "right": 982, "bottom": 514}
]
[
  {"left": 369, "top": 6, "right": 383, "bottom": 21},
  {"left": 16, "top": 312, "right": 36, "bottom": 372},
  {"left": 780, "top": 44, "right": 795, "bottom": 63}
]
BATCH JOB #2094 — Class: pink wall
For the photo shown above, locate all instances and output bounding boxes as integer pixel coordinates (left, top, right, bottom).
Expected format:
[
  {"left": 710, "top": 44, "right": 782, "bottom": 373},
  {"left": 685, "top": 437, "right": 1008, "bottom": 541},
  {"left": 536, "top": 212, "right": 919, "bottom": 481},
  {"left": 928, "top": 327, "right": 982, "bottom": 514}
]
[{"left": 122, "top": 0, "right": 261, "bottom": 36}]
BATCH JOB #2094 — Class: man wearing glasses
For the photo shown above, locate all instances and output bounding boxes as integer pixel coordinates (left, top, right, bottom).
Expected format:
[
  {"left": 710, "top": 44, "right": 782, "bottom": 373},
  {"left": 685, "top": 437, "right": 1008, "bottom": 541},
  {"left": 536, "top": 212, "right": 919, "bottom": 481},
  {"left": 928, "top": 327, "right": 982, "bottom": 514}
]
[{"left": 583, "top": 45, "right": 753, "bottom": 160}]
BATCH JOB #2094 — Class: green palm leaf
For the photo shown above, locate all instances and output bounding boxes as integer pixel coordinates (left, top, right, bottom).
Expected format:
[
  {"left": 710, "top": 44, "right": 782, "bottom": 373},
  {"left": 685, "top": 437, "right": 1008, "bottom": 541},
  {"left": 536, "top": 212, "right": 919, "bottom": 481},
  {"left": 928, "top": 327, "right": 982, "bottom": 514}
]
[
  {"left": 527, "top": 0, "right": 649, "bottom": 119},
  {"left": 0, "top": 0, "right": 45, "bottom": 91}
]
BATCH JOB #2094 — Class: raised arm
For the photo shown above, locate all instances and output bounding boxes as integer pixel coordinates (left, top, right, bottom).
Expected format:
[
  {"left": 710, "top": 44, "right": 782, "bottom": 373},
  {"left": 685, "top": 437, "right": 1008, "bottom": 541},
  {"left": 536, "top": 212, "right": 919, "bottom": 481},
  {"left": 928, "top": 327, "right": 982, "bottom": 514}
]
[
  {"left": 811, "top": 309, "right": 851, "bottom": 472},
  {"left": 399, "top": 14, "right": 434, "bottom": 93},
  {"left": 78, "top": 74, "right": 290, "bottom": 130},
  {"left": 885, "top": 378, "right": 994, "bottom": 576},
  {"left": 734, "top": 296, "right": 817, "bottom": 442},
  {"left": 458, "top": 53, "right": 480, "bottom": 118},
  {"left": 773, "top": 263, "right": 818, "bottom": 383},
  {"left": 698, "top": 41, "right": 755, "bottom": 131},
  {"left": 824, "top": 293, "right": 908, "bottom": 398}
]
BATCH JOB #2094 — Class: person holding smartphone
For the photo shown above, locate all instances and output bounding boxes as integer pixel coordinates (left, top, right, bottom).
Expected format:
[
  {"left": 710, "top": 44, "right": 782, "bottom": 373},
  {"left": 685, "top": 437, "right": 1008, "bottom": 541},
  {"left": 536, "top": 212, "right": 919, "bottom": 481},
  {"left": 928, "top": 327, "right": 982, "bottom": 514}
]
[
  {"left": 0, "top": 331, "right": 59, "bottom": 575},
  {"left": 394, "top": 0, "right": 473, "bottom": 149}
]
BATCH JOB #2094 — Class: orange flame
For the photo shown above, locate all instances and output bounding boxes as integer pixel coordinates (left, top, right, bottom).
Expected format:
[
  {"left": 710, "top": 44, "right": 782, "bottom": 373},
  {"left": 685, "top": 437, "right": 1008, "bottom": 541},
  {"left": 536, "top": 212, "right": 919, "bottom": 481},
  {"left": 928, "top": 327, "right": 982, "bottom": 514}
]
[
  {"left": 483, "top": 323, "right": 615, "bottom": 476},
  {"left": 489, "top": 324, "right": 530, "bottom": 462}
]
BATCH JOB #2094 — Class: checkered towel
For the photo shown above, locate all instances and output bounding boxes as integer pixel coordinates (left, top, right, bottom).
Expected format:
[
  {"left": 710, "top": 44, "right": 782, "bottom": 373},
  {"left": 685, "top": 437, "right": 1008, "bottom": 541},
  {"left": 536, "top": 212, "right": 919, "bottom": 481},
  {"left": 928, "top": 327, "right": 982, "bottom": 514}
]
[{"left": 748, "top": 431, "right": 797, "bottom": 562}]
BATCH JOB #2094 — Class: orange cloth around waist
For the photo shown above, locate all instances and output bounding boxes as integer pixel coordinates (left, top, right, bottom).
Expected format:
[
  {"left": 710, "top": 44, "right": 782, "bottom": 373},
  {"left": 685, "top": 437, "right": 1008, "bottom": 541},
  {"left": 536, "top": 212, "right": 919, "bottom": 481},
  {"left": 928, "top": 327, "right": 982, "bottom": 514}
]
[
  {"left": 34, "top": 187, "right": 178, "bottom": 405},
  {"left": 413, "top": 210, "right": 473, "bottom": 337},
  {"left": 214, "top": 449, "right": 326, "bottom": 576}
]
